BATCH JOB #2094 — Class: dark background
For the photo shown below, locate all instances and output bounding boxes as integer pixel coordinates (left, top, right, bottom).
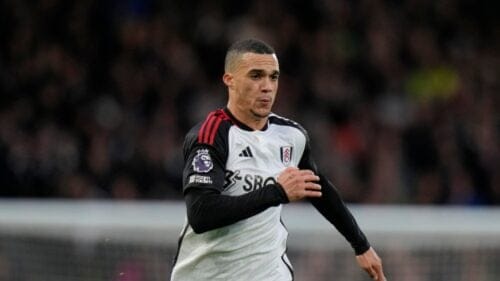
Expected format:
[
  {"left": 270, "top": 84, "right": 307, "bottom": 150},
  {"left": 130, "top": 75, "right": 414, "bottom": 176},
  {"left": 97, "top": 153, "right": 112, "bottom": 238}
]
[{"left": 1, "top": 0, "right": 498, "bottom": 205}]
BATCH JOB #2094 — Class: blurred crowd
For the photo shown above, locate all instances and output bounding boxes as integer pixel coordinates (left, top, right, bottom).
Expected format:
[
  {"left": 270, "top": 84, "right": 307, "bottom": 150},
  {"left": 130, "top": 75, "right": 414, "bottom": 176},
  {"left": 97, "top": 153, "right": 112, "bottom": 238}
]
[{"left": 0, "top": 0, "right": 498, "bottom": 204}]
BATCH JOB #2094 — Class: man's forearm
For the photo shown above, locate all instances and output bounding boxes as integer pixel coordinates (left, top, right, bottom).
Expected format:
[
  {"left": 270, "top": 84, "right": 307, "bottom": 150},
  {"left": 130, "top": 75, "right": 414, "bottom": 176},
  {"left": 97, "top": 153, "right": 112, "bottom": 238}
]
[
  {"left": 309, "top": 175, "right": 370, "bottom": 255},
  {"left": 185, "top": 185, "right": 288, "bottom": 233}
]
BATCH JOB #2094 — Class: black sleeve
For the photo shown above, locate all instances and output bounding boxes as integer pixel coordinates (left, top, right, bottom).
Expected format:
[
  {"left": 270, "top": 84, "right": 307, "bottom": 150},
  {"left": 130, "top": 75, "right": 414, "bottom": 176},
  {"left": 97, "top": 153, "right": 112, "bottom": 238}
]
[
  {"left": 299, "top": 137, "right": 370, "bottom": 255},
  {"left": 185, "top": 184, "right": 288, "bottom": 233}
]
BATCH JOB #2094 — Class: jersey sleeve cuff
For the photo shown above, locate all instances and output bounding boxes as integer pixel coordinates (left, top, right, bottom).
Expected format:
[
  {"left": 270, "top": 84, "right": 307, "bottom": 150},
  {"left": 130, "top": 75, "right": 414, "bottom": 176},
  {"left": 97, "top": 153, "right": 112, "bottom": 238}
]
[
  {"left": 271, "top": 183, "right": 289, "bottom": 204},
  {"left": 353, "top": 241, "right": 371, "bottom": 255}
]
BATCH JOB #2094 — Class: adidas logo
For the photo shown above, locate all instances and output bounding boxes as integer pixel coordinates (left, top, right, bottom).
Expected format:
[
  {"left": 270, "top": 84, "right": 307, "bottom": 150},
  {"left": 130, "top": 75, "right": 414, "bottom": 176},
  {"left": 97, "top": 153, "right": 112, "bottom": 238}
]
[{"left": 238, "top": 146, "right": 253, "bottom": 157}]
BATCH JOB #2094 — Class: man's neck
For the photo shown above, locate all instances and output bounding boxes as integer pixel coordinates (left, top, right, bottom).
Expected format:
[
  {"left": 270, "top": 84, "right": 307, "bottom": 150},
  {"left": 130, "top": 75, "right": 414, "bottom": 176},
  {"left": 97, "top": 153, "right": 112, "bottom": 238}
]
[{"left": 226, "top": 106, "right": 268, "bottom": 131}]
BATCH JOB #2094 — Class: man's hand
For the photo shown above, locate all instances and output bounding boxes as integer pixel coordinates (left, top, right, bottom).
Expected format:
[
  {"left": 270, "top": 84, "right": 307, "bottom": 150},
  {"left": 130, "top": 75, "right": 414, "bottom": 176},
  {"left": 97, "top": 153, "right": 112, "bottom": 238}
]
[
  {"left": 356, "top": 247, "right": 386, "bottom": 280},
  {"left": 277, "top": 167, "right": 322, "bottom": 202}
]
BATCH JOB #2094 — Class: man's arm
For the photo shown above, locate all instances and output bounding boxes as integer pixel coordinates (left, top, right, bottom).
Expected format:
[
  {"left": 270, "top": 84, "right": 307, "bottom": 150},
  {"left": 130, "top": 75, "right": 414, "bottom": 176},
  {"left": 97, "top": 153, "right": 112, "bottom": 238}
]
[
  {"left": 185, "top": 185, "right": 287, "bottom": 233},
  {"left": 182, "top": 136, "right": 289, "bottom": 233},
  {"left": 185, "top": 167, "right": 325, "bottom": 233},
  {"left": 297, "top": 139, "right": 370, "bottom": 254},
  {"left": 183, "top": 122, "right": 323, "bottom": 234},
  {"left": 309, "top": 175, "right": 370, "bottom": 254},
  {"left": 297, "top": 133, "right": 386, "bottom": 280},
  {"left": 184, "top": 161, "right": 323, "bottom": 234}
]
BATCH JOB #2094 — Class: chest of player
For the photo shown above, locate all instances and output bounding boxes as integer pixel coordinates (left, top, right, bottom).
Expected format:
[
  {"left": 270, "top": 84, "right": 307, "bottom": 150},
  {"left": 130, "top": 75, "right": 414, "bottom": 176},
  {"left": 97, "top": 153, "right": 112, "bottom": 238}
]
[{"left": 222, "top": 125, "right": 304, "bottom": 195}]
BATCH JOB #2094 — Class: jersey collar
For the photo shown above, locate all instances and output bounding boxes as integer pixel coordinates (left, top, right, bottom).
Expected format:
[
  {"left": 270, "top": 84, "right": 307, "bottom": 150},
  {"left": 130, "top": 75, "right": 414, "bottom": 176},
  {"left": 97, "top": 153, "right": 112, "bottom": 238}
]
[{"left": 223, "top": 108, "right": 269, "bottom": 131}]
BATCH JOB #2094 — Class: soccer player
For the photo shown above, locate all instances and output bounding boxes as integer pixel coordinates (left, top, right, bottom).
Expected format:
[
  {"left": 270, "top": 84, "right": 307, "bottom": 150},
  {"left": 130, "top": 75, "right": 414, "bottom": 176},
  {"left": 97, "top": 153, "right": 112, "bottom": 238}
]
[{"left": 171, "top": 38, "right": 386, "bottom": 281}]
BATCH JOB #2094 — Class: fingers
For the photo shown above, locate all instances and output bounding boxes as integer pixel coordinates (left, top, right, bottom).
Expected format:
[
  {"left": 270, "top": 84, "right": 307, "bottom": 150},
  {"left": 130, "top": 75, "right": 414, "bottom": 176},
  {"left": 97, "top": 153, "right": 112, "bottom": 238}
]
[
  {"left": 366, "top": 267, "right": 377, "bottom": 280},
  {"left": 303, "top": 190, "right": 322, "bottom": 198},
  {"left": 278, "top": 169, "right": 319, "bottom": 184},
  {"left": 302, "top": 181, "right": 322, "bottom": 198},
  {"left": 356, "top": 248, "right": 386, "bottom": 281},
  {"left": 300, "top": 171, "right": 320, "bottom": 183},
  {"left": 362, "top": 264, "right": 383, "bottom": 280},
  {"left": 359, "top": 260, "right": 376, "bottom": 279},
  {"left": 374, "top": 264, "right": 386, "bottom": 281},
  {"left": 278, "top": 168, "right": 322, "bottom": 201}
]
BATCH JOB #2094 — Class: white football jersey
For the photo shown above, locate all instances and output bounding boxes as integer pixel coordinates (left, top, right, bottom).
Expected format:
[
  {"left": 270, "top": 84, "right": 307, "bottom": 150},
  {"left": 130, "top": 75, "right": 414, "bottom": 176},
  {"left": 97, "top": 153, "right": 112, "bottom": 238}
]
[{"left": 171, "top": 109, "right": 306, "bottom": 281}]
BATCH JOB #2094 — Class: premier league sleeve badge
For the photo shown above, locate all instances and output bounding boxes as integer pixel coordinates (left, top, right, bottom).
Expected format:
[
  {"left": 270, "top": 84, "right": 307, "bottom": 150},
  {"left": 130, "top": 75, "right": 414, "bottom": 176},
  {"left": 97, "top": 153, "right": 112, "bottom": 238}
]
[{"left": 192, "top": 149, "right": 214, "bottom": 173}]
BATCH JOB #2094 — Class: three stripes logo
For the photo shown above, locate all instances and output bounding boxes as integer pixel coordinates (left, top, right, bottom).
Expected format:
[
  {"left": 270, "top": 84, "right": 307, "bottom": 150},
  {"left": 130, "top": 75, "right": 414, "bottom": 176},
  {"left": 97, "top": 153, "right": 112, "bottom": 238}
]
[
  {"left": 198, "top": 110, "right": 230, "bottom": 145},
  {"left": 239, "top": 146, "right": 253, "bottom": 158}
]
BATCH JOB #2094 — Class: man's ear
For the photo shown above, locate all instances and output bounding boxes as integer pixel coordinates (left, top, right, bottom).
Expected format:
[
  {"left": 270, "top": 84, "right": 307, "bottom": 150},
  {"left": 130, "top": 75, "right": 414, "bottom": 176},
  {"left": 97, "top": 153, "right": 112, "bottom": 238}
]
[{"left": 222, "top": 73, "right": 233, "bottom": 88}]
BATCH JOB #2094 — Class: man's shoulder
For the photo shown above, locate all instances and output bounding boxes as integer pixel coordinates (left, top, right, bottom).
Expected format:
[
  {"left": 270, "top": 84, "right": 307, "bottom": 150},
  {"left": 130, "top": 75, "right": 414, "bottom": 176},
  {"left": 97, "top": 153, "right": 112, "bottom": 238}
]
[
  {"left": 268, "top": 113, "right": 307, "bottom": 135},
  {"left": 185, "top": 109, "right": 233, "bottom": 147}
]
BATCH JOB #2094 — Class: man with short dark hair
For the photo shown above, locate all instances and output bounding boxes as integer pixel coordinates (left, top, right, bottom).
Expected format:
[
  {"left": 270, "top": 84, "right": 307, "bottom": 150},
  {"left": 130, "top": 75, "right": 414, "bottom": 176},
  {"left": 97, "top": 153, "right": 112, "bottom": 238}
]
[{"left": 171, "top": 38, "right": 386, "bottom": 281}]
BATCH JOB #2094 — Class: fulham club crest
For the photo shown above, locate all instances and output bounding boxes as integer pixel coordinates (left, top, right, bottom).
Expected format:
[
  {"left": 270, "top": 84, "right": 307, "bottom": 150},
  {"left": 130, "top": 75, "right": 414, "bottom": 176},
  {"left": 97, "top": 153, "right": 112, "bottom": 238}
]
[{"left": 280, "top": 146, "right": 293, "bottom": 166}]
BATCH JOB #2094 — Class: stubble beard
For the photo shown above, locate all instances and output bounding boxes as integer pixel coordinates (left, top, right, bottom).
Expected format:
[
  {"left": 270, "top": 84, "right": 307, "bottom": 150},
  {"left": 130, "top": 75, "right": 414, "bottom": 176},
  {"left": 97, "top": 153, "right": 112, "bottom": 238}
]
[{"left": 250, "top": 108, "right": 270, "bottom": 120}]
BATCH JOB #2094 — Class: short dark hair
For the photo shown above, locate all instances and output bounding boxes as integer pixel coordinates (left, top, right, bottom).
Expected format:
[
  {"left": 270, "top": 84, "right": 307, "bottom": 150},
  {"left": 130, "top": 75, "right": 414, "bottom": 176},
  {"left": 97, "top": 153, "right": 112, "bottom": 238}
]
[{"left": 224, "top": 38, "right": 276, "bottom": 72}]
